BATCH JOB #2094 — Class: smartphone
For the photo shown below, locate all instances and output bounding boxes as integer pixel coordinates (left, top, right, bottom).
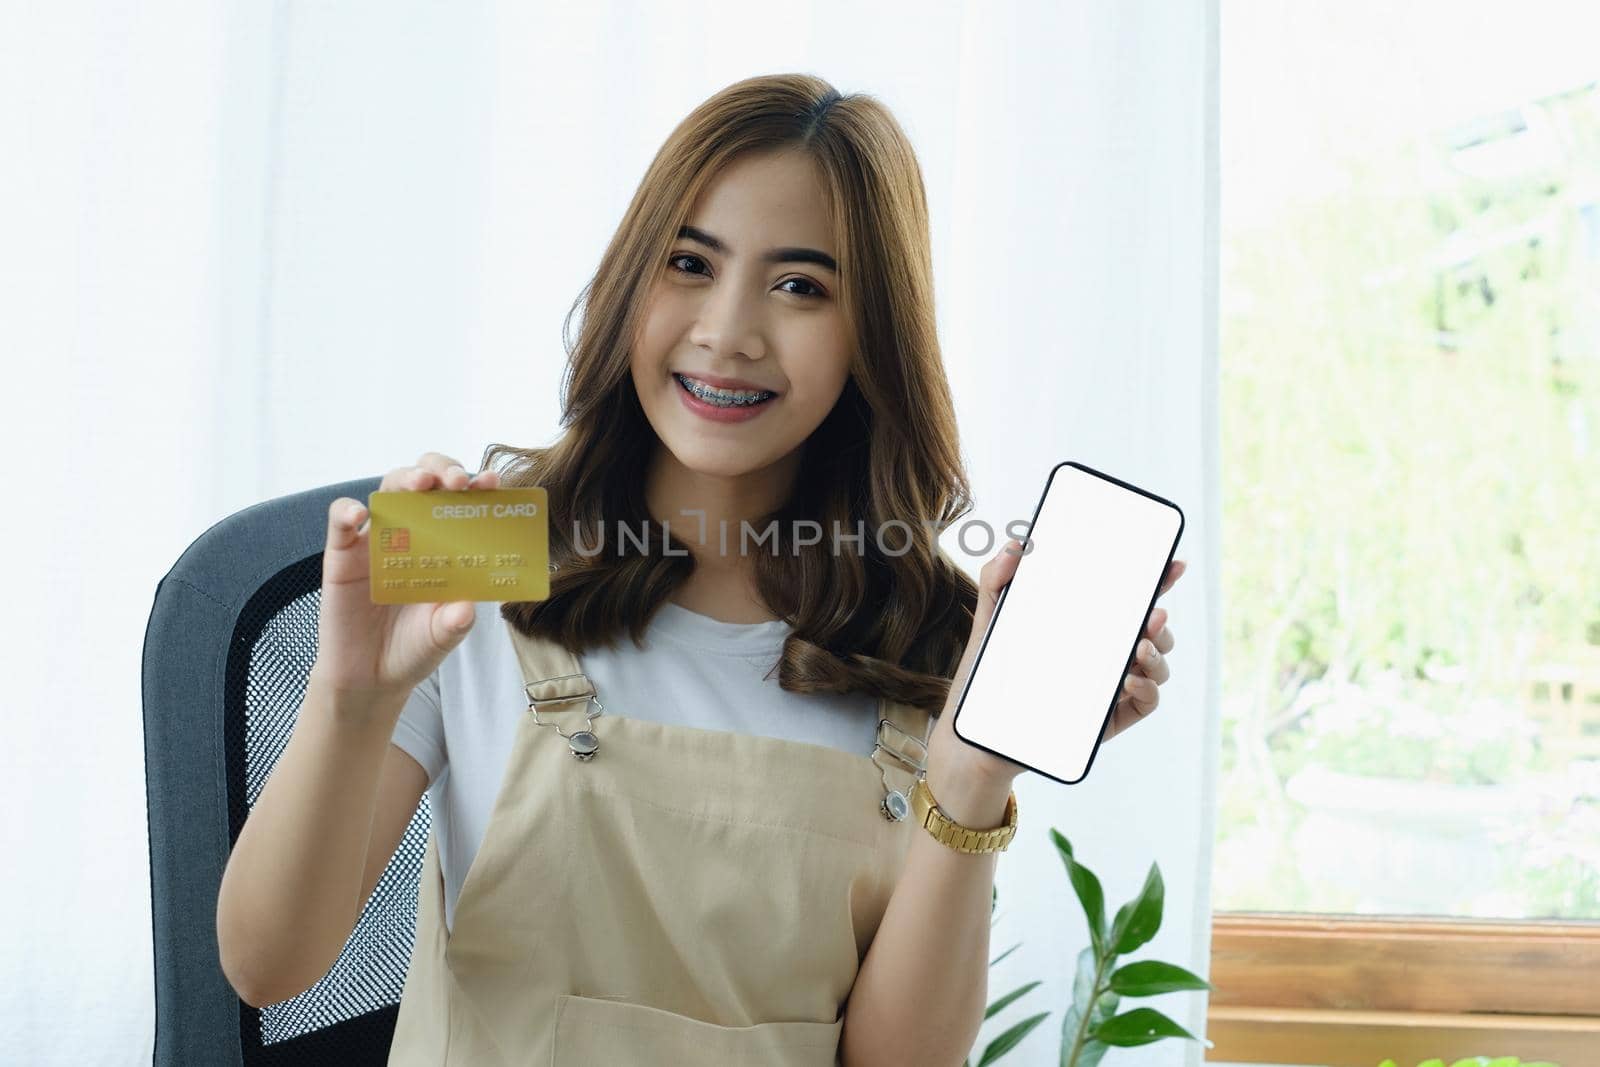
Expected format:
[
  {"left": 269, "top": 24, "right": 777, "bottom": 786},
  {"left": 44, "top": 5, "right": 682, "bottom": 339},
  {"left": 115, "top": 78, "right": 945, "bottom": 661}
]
[{"left": 950, "top": 461, "right": 1185, "bottom": 785}]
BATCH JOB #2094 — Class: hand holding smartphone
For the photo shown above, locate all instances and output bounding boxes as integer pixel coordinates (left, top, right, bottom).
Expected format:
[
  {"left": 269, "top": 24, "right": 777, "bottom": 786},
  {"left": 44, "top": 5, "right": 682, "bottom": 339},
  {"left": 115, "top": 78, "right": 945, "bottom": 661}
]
[{"left": 950, "top": 461, "right": 1185, "bottom": 785}]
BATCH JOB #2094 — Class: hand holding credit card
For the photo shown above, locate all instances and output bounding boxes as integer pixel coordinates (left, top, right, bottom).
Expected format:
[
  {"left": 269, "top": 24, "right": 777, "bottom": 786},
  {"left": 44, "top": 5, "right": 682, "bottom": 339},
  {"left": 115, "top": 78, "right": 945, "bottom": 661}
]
[
  {"left": 313, "top": 454, "right": 520, "bottom": 702},
  {"left": 366, "top": 487, "right": 551, "bottom": 604}
]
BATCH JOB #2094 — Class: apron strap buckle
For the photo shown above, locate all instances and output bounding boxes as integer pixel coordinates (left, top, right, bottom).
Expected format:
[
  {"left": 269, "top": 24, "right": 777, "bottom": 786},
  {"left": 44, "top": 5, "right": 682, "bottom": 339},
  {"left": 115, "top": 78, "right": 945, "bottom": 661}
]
[
  {"left": 525, "top": 673, "right": 605, "bottom": 761},
  {"left": 872, "top": 718, "right": 928, "bottom": 822},
  {"left": 873, "top": 717, "right": 928, "bottom": 775},
  {"left": 524, "top": 672, "right": 597, "bottom": 709}
]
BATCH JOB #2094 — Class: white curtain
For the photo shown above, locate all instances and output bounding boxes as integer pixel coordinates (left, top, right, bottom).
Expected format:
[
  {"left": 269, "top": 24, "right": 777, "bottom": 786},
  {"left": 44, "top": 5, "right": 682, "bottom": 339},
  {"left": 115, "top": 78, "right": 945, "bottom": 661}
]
[{"left": 0, "top": 2, "right": 1218, "bottom": 1063}]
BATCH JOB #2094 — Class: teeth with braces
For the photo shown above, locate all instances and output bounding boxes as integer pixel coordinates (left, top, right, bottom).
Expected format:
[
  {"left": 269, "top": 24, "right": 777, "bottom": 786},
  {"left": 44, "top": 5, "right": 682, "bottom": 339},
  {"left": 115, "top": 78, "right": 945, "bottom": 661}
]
[{"left": 676, "top": 374, "right": 775, "bottom": 407}]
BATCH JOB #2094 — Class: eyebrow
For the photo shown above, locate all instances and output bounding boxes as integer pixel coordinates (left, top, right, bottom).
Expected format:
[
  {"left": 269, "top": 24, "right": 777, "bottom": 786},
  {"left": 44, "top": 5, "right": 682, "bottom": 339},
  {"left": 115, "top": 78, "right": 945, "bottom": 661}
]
[{"left": 677, "top": 225, "right": 838, "bottom": 273}]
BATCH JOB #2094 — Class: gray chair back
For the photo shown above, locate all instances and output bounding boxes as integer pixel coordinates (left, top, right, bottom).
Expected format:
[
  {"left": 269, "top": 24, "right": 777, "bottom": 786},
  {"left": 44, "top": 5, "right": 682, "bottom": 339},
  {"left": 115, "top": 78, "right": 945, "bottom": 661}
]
[{"left": 142, "top": 475, "right": 427, "bottom": 1065}]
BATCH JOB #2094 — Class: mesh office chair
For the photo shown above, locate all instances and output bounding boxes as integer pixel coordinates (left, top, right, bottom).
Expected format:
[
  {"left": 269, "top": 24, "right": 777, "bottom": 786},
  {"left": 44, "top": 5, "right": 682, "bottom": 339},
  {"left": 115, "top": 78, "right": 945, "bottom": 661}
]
[{"left": 142, "top": 476, "right": 423, "bottom": 1065}]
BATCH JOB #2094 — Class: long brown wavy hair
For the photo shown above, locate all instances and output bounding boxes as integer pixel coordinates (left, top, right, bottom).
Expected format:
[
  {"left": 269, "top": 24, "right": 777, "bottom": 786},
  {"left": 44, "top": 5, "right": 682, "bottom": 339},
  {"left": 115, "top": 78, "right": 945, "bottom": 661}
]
[{"left": 486, "top": 73, "right": 978, "bottom": 715}]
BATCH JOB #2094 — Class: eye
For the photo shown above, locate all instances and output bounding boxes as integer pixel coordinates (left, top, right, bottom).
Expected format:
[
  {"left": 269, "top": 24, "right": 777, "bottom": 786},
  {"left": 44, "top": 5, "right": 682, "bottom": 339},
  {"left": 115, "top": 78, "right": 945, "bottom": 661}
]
[
  {"left": 668, "top": 252, "right": 710, "bottom": 277},
  {"left": 778, "top": 276, "right": 826, "bottom": 299}
]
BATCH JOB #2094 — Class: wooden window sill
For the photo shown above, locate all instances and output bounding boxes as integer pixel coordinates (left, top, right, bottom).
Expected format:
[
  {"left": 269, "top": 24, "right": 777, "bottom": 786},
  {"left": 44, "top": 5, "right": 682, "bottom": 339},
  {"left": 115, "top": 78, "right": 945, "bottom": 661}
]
[{"left": 1206, "top": 911, "right": 1600, "bottom": 1064}]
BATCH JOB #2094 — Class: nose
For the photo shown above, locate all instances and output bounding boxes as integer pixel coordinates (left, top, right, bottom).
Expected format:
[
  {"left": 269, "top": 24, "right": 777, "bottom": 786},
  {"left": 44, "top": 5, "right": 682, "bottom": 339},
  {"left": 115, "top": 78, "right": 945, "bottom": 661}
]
[{"left": 687, "top": 275, "right": 767, "bottom": 362}]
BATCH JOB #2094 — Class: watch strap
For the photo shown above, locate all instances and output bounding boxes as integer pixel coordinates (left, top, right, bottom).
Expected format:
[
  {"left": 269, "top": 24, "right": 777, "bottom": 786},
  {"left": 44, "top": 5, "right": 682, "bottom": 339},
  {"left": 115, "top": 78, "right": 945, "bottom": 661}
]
[{"left": 909, "top": 775, "right": 1018, "bottom": 854}]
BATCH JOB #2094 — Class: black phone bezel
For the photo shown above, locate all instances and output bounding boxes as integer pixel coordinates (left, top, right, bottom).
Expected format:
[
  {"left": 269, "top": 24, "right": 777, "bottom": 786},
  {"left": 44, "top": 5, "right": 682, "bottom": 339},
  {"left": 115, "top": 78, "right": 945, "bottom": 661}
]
[{"left": 949, "top": 459, "right": 1186, "bottom": 786}]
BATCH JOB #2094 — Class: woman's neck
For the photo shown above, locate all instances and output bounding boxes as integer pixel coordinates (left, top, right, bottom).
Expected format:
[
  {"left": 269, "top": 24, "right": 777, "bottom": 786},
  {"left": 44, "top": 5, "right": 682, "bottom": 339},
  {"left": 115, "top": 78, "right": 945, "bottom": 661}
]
[{"left": 644, "top": 444, "right": 799, "bottom": 624}]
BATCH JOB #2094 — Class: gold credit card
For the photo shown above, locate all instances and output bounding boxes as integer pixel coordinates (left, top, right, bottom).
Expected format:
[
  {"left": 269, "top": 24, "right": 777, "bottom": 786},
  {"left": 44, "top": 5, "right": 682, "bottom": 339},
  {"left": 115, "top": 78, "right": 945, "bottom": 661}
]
[{"left": 366, "top": 487, "right": 550, "bottom": 604}]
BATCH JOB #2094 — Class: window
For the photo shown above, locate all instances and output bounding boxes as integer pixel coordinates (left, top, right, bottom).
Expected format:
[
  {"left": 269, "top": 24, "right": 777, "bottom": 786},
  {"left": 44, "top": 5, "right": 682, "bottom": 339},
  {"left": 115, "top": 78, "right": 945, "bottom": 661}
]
[{"left": 1213, "top": 3, "right": 1600, "bottom": 1061}]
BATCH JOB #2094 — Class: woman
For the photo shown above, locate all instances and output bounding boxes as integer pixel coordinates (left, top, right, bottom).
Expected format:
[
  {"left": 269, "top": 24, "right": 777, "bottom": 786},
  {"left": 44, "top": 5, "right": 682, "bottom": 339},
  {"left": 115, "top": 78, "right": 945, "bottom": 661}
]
[{"left": 221, "top": 73, "right": 1184, "bottom": 1066}]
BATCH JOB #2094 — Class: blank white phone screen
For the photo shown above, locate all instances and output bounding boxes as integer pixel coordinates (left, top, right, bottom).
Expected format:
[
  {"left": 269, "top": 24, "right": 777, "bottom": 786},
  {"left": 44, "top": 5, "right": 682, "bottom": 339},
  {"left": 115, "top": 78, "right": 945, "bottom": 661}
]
[{"left": 952, "top": 462, "right": 1183, "bottom": 784}]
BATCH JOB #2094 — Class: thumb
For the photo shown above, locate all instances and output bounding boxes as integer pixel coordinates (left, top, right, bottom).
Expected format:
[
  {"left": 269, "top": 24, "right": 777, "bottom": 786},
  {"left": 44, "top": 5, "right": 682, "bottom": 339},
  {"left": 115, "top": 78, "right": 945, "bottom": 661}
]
[
  {"left": 432, "top": 601, "right": 477, "bottom": 647},
  {"left": 953, "top": 539, "right": 1027, "bottom": 691},
  {"left": 974, "top": 539, "right": 1026, "bottom": 628}
]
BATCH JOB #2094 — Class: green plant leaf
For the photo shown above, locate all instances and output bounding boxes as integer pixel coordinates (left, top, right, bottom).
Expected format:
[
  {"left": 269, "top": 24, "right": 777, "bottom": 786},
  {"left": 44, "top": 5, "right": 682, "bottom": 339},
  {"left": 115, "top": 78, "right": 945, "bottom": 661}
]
[
  {"left": 1070, "top": 946, "right": 1097, "bottom": 1015},
  {"left": 1061, "top": 960, "right": 1120, "bottom": 1067},
  {"left": 1107, "top": 959, "right": 1212, "bottom": 996},
  {"left": 1109, "top": 862, "right": 1164, "bottom": 955},
  {"left": 1072, "top": 862, "right": 1106, "bottom": 955},
  {"left": 975, "top": 1010, "right": 1049, "bottom": 1066},
  {"left": 1075, "top": 1039, "right": 1112, "bottom": 1067},
  {"left": 990, "top": 941, "right": 1022, "bottom": 967},
  {"left": 1052, "top": 831, "right": 1105, "bottom": 953},
  {"left": 1060, "top": 1000, "right": 1119, "bottom": 1067},
  {"left": 1088, "top": 1006, "right": 1198, "bottom": 1047},
  {"left": 985, "top": 980, "right": 1042, "bottom": 1021}
]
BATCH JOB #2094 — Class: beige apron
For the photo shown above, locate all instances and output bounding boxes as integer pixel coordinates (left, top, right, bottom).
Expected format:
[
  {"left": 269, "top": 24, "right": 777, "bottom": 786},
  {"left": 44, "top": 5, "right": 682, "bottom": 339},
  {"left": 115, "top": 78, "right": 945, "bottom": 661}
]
[{"left": 387, "top": 617, "right": 934, "bottom": 1066}]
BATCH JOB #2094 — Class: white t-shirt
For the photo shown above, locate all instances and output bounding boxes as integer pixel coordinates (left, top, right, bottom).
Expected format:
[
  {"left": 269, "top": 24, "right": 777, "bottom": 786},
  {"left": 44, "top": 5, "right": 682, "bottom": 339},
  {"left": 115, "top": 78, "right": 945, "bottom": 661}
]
[{"left": 388, "top": 599, "right": 881, "bottom": 933}]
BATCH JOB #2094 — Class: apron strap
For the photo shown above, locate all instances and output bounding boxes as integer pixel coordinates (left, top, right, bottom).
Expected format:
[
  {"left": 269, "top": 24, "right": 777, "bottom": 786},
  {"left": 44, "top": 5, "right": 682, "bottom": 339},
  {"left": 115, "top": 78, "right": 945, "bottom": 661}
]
[{"left": 503, "top": 617, "right": 594, "bottom": 707}]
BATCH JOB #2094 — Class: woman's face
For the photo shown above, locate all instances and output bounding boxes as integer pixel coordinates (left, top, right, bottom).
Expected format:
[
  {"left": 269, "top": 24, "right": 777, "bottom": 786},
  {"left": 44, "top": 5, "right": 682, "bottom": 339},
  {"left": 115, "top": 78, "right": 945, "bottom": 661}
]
[{"left": 631, "top": 148, "right": 853, "bottom": 480}]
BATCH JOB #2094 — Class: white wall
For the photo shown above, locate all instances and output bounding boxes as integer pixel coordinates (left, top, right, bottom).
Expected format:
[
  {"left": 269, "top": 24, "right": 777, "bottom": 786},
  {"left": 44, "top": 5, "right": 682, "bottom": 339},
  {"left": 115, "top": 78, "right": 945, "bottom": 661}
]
[{"left": 0, "top": 2, "right": 1217, "bottom": 1063}]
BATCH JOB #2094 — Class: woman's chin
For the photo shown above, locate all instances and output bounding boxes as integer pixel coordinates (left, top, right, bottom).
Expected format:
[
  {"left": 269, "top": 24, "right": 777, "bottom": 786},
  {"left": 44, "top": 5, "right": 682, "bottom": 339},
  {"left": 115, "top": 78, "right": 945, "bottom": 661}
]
[
  {"left": 667, "top": 445, "right": 774, "bottom": 479},
  {"left": 651, "top": 423, "right": 787, "bottom": 473}
]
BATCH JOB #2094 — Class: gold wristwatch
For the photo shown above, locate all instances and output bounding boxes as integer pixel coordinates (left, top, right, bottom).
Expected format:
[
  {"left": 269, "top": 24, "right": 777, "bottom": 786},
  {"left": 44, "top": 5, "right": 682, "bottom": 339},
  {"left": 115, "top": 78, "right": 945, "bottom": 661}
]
[{"left": 909, "top": 775, "right": 1018, "bottom": 854}]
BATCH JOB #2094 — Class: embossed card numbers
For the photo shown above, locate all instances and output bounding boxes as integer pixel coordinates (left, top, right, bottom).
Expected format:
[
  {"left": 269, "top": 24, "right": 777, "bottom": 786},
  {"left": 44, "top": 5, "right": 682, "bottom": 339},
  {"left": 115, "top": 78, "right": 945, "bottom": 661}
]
[{"left": 366, "top": 487, "right": 550, "bottom": 604}]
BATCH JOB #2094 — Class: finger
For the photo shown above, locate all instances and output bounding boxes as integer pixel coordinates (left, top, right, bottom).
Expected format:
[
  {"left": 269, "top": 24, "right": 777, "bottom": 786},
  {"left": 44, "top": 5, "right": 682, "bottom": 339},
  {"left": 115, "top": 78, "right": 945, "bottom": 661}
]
[
  {"left": 415, "top": 452, "right": 470, "bottom": 490},
  {"left": 1120, "top": 673, "right": 1160, "bottom": 717},
  {"left": 385, "top": 464, "right": 441, "bottom": 492},
  {"left": 1133, "top": 638, "right": 1170, "bottom": 685},
  {"left": 327, "top": 498, "right": 367, "bottom": 550},
  {"left": 408, "top": 466, "right": 443, "bottom": 491},
  {"left": 952, "top": 541, "right": 1026, "bottom": 689},
  {"left": 1153, "top": 623, "right": 1175, "bottom": 656},
  {"left": 434, "top": 600, "right": 476, "bottom": 638},
  {"left": 1108, "top": 696, "right": 1138, "bottom": 738},
  {"left": 379, "top": 465, "right": 415, "bottom": 493},
  {"left": 425, "top": 454, "right": 472, "bottom": 489},
  {"left": 468, "top": 469, "right": 499, "bottom": 489},
  {"left": 1157, "top": 558, "right": 1187, "bottom": 597},
  {"left": 417, "top": 451, "right": 463, "bottom": 472},
  {"left": 977, "top": 540, "right": 1025, "bottom": 608},
  {"left": 1146, "top": 607, "right": 1168, "bottom": 637}
]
